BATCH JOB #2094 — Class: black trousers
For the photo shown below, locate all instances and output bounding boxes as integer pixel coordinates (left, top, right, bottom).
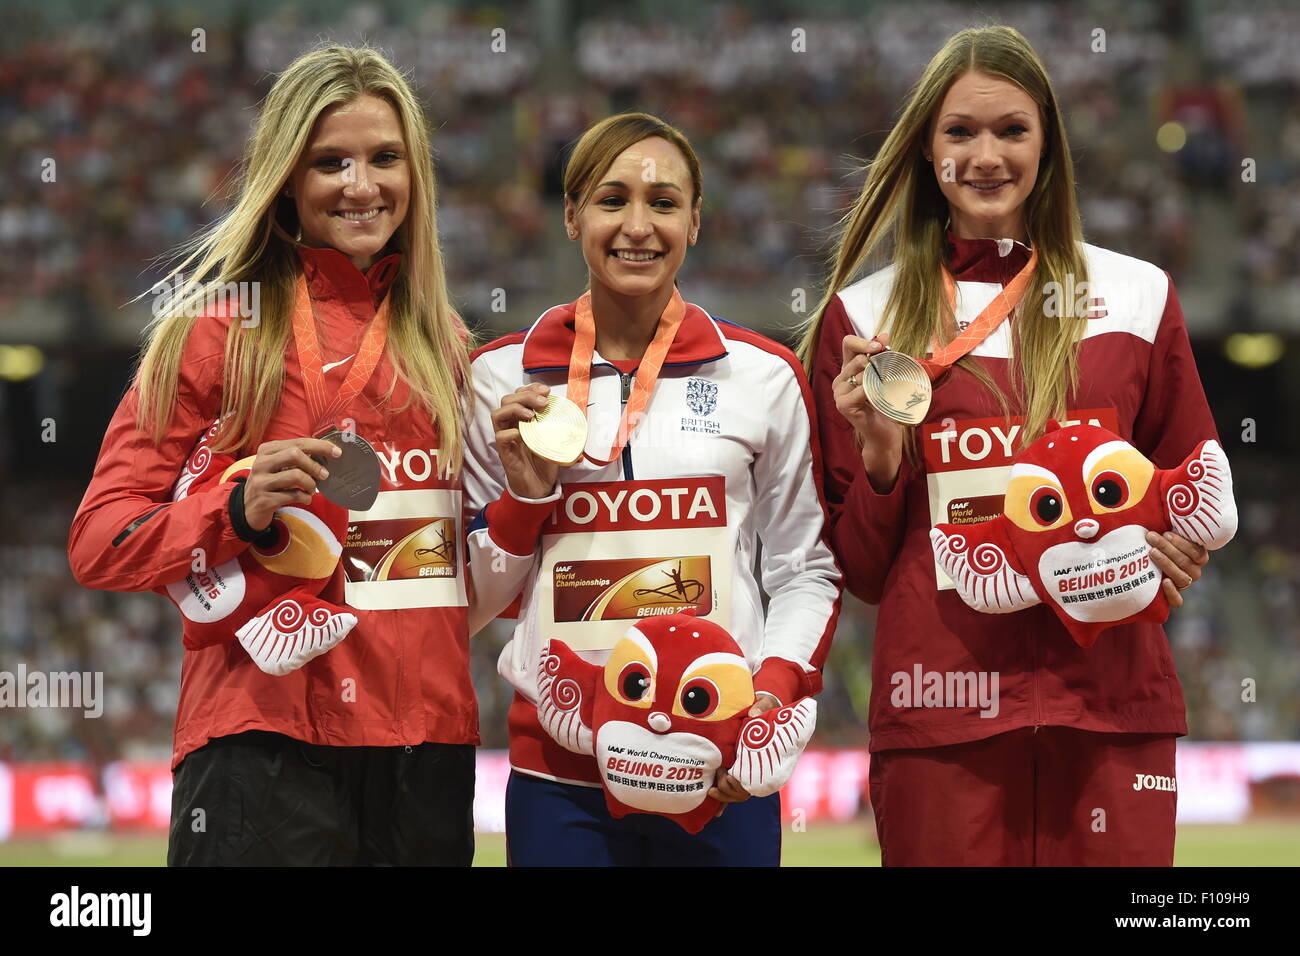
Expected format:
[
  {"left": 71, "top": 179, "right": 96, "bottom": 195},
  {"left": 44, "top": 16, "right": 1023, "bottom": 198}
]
[{"left": 168, "top": 731, "right": 475, "bottom": 866}]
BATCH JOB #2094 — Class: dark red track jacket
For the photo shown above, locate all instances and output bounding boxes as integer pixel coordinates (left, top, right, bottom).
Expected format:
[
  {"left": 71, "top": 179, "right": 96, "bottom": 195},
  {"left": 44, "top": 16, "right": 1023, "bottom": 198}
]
[{"left": 811, "top": 234, "right": 1218, "bottom": 752}]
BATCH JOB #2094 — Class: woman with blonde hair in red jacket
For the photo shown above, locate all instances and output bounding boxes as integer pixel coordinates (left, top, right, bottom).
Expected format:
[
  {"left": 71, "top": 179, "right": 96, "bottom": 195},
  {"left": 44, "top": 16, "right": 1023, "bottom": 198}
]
[{"left": 70, "top": 44, "right": 525, "bottom": 866}]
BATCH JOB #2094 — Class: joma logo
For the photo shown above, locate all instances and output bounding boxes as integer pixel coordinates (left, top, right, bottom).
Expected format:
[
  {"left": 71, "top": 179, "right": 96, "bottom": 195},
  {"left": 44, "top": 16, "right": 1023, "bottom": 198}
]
[{"left": 1132, "top": 773, "right": 1177, "bottom": 792}]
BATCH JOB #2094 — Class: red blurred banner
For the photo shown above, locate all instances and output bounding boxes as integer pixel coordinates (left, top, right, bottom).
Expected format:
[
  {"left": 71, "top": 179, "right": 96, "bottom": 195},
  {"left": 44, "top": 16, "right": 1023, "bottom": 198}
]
[{"left": 2, "top": 744, "right": 1298, "bottom": 839}]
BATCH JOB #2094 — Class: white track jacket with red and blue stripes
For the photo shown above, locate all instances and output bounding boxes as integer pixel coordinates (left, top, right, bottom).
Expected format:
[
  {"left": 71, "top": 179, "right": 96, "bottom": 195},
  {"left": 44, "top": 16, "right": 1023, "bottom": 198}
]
[{"left": 463, "top": 298, "right": 842, "bottom": 785}]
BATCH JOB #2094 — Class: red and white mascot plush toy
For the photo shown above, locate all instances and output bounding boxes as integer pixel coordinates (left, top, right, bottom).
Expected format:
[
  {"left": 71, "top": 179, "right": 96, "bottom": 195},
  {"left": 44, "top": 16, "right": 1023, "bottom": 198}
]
[
  {"left": 930, "top": 421, "right": 1237, "bottom": 647},
  {"left": 536, "top": 612, "right": 817, "bottom": 834},
  {"left": 159, "top": 420, "right": 356, "bottom": 674}
]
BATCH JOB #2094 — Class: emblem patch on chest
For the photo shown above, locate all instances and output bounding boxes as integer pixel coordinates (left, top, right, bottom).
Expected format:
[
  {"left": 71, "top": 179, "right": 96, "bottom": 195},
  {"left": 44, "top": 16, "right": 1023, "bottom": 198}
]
[
  {"left": 686, "top": 378, "right": 717, "bottom": 416},
  {"left": 682, "top": 378, "right": 720, "bottom": 434}
]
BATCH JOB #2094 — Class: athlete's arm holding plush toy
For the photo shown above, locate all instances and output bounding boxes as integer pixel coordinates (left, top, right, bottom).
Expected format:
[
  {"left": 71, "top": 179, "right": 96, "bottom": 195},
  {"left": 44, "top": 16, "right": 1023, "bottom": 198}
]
[
  {"left": 711, "top": 341, "right": 843, "bottom": 805},
  {"left": 748, "top": 345, "right": 843, "bottom": 708},
  {"left": 1130, "top": 276, "right": 1216, "bottom": 608},
  {"left": 69, "top": 317, "right": 265, "bottom": 592}
]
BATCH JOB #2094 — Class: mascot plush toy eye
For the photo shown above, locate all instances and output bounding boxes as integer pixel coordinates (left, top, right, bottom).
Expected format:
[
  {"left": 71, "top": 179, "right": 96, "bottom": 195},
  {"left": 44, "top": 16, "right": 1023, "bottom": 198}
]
[
  {"left": 536, "top": 613, "right": 817, "bottom": 834},
  {"left": 929, "top": 421, "right": 1237, "bottom": 647},
  {"left": 157, "top": 420, "right": 356, "bottom": 675}
]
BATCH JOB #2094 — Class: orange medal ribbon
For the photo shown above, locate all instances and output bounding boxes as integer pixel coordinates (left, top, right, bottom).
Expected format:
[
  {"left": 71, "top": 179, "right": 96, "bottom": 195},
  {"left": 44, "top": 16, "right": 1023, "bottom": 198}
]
[
  {"left": 922, "top": 247, "right": 1039, "bottom": 377},
  {"left": 566, "top": 288, "right": 687, "bottom": 466},
  {"left": 289, "top": 272, "right": 391, "bottom": 433}
]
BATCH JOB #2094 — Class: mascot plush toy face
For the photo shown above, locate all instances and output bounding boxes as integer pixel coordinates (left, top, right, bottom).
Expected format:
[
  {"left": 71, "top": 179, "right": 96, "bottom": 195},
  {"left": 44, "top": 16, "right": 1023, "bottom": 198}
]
[
  {"left": 160, "top": 419, "right": 356, "bottom": 675},
  {"left": 537, "top": 613, "right": 816, "bottom": 834},
  {"left": 930, "top": 422, "right": 1237, "bottom": 647}
]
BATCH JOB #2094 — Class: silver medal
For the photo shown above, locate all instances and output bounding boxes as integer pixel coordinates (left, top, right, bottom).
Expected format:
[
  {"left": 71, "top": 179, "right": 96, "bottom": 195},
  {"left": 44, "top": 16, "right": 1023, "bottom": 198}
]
[{"left": 313, "top": 429, "right": 381, "bottom": 511}]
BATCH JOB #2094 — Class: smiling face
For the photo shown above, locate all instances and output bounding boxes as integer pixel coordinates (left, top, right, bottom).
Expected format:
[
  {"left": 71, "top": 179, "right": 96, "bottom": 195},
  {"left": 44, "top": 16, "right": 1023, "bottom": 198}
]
[
  {"left": 564, "top": 136, "right": 700, "bottom": 300},
  {"left": 928, "top": 71, "right": 1044, "bottom": 241},
  {"left": 287, "top": 94, "right": 410, "bottom": 270}
]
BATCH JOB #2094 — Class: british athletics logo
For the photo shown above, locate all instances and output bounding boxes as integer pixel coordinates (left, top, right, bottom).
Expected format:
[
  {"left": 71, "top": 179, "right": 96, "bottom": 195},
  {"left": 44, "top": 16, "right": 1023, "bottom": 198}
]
[
  {"left": 685, "top": 378, "right": 717, "bottom": 416},
  {"left": 682, "top": 378, "right": 720, "bottom": 434}
]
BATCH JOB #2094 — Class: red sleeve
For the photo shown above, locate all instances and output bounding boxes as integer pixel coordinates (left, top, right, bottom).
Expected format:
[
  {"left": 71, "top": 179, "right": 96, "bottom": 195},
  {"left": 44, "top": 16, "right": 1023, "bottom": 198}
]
[
  {"left": 811, "top": 296, "right": 910, "bottom": 605},
  {"left": 482, "top": 487, "right": 557, "bottom": 557},
  {"left": 753, "top": 658, "right": 813, "bottom": 707},
  {"left": 1130, "top": 274, "right": 1220, "bottom": 469},
  {"left": 68, "top": 317, "right": 252, "bottom": 592}
]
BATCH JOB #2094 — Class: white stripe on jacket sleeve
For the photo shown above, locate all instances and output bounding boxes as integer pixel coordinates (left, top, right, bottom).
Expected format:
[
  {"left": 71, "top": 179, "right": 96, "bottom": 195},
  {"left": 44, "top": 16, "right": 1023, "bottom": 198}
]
[
  {"left": 750, "top": 350, "right": 842, "bottom": 699},
  {"left": 462, "top": 347, "right": 554, "bottom": 636}
]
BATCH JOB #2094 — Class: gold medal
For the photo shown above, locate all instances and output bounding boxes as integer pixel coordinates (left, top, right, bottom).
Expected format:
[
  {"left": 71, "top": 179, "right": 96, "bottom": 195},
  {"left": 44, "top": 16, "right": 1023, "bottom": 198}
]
[
  {"left": 862, "top": 350, "right": 933, "bottom": 426},
  {"left": 519, "top": 394, "right": 588, "bottom": 466}
]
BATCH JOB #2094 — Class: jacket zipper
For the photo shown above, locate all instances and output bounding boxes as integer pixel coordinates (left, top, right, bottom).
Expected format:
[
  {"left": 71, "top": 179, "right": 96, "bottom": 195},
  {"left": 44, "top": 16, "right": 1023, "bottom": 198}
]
[
  {"left": 111, "top": 505, "right": 166, "bottom": 547},
  {"left": 1031, "top": 619, "right": 1043, "bottom": 731},
  {"left": 528, "top": 361, "right": 640, "bottom": 477},
  {"left": 618, "top": 370, "right": 635, "bottom": 480}
]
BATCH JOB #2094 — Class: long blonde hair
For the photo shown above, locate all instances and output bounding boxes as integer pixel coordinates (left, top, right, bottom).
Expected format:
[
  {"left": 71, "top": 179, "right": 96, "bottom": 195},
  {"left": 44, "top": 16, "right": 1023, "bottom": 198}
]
[
  {"left": 797, "top": 25, "right": 1088, "bottom": 443},
  {"left": 135, "top": 45, "right": 471, "bottom": 471}
]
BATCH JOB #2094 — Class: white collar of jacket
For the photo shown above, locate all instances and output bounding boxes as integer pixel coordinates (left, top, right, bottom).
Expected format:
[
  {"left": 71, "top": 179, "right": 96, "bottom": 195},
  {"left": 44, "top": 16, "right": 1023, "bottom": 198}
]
[{"left": 520, "top": 296, "right": 730, "bottom": 372}]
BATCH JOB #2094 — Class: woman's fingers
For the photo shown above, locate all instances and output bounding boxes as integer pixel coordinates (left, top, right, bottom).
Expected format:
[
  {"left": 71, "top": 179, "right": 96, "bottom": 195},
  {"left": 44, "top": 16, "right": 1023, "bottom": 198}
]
[
  {"left": 492, "top": 402, "right": 533, "bottom": 430},
  {"left": 1161, "top": 531, "right": 1210, "bottom": 567},
  {"left": 836, "top": 334, "right": 895, "bottom": 403},
  {"left": 708, "top": 771, "right": 752, "bottom": 805},
  {"left": 492, "top": 384, "right": 551, "bottom": 430},
  {"left": 494, "top": 427, "right": 525, "bottom": 452},
  {"left": 256, "top": 437, "right": 340, "bottom": 468},
  {"left": 1148, "top": 545, "right": 1195, "bottom": 589},
  {"left": 241, "top": 436, "right": 348, "bottom": 529},
  {"left": 1149, "top": 531, "right": 1211, "bottom": 614},
  {"left": 1146, "top": 531, "right": 1202, "bottom": 590},
  {"left": 840, "top": 333, "right": 887, "bottom": 368},
  {"left": 837, "top": 352, "right": 869, "bottom": 388},
  {"left": 262, "top": 467, "right": 319, "bottom": 496},
  {"left": 490, "top": 384, "right": 562, "bottom": 499},
  {"left": 250, "top": 440, "right": 340, "bottom": 491},
  {"left": 278, "top": 447, "right": 332, "bottom": 481}
]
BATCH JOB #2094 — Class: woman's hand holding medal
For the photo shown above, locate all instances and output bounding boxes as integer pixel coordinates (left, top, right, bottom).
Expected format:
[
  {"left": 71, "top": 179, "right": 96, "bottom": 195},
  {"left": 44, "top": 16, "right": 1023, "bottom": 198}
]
[
  {"left": 835, "top": 334, "right": 905, "bottom": 494},
  {"left": 492, "top": 383, "right": 562, "bottom": 499},
  {"left": 242, "top": 437, "right": 343, "bottom": 531}
]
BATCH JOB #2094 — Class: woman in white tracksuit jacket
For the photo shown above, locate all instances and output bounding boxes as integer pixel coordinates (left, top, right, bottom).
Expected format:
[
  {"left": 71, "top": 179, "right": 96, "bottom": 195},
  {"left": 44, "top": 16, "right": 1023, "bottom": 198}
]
[{"left": 463, "top": 112, "right": 842, "bottom": 866}]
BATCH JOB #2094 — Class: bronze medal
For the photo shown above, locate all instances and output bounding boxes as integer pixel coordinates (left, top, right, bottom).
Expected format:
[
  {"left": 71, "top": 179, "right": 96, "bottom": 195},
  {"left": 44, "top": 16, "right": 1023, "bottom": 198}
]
[{"left": 862, "top": 350, "right": 933, "bottom": 426}]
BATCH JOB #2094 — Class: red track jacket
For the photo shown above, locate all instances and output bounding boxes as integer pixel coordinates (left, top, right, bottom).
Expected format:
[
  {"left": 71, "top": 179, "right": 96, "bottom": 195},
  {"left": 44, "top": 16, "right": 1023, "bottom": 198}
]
[
  {"left": 69, "top": 246, "right": 478, "bottom": 767},
  {"left": 812, "top": 234, "right": 1218, "bottom": 752}
]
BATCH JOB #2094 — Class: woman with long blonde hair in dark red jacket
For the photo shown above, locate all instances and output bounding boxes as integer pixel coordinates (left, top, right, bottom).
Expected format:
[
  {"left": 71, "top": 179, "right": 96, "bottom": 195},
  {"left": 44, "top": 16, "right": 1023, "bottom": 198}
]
[
  {"left": 69, "top": 45, "right": 530, "bottom": 865},
  {"left": 798, "top": 25, "right": 1216, "bottom": 866}
]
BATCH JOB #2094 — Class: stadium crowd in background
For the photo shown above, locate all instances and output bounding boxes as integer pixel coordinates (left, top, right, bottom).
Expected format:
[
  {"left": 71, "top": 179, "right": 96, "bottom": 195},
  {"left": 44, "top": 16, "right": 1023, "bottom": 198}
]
[{"left": 1, "top": 1, "right": 1297, "bottom": 763}]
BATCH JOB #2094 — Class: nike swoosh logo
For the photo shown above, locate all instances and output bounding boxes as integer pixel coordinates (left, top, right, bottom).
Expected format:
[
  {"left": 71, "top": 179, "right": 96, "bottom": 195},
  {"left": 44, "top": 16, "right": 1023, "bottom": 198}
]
[{"left": 321, "top": 354, "right": 356, "bottom": 373}]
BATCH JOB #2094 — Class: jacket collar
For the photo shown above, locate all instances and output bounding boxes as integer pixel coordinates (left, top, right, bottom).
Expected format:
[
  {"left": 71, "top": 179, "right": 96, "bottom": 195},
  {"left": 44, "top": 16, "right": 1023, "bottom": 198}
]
[
  {"left": 295, "top": 244, "right": 402, "bottom": 314},
  {"left": 945, "top": 230, "right": 1033, "bottom": 284},
  {"left": 521, "top": 296, "right": 729, "bottom": 372}
]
